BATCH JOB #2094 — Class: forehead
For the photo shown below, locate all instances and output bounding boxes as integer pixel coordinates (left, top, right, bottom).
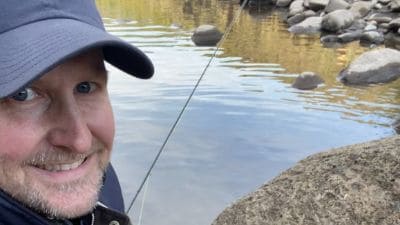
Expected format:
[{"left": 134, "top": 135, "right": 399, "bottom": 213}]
[{"left": 33, "top": 49, "right": 106, "bottom": 85}]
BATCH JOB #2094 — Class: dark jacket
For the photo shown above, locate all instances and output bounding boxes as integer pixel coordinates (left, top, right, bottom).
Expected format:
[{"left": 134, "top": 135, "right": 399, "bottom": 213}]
[{"left": 0, "top": 164, "right": 131, "bottom": 225}]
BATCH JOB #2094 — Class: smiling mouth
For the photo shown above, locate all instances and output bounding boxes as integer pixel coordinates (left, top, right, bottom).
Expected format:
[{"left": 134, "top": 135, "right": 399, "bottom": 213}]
[{"left": 31, "top": 158, "right": 87, "bottom": 172}]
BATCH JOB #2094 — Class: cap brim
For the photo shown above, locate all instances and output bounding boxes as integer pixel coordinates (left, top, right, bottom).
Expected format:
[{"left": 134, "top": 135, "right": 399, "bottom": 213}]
[{"left": 0, "top": 19, "right": 154, "bottom": 97}]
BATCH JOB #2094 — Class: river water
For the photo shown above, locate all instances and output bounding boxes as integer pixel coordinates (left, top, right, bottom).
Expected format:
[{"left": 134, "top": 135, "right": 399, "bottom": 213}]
[{"left": 97, "top": 1, "right": 400, "bottom": 225}]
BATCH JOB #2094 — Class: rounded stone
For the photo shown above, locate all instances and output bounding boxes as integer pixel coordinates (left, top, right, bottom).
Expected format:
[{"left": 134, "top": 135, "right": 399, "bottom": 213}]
[
  {"left": 292, "top": 71, "right": 324, "bottom": 90},
  {"left": 191, "top": 25, "right": 223, "bottom": 46}
]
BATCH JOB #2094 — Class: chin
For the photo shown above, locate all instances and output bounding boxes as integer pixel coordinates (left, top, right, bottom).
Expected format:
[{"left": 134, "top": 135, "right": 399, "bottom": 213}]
[{"left": 29, "top": 165, "right": 105, "bottom": 219}]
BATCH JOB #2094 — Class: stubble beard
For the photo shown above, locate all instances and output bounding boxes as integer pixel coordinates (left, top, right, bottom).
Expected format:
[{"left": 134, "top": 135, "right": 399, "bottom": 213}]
[{"left": 0, "top": 144, "right": 110, "bottom": 219}]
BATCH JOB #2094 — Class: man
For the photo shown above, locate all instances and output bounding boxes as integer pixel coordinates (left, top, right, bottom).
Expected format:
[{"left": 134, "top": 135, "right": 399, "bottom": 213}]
[{"left": 0, "top": 1, "right": 154, "bottom": 225}]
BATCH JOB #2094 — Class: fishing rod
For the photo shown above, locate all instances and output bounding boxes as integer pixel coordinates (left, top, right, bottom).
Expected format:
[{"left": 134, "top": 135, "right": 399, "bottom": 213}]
[{"left": 126, "top": 0, "right": 250, "bottom": 215}]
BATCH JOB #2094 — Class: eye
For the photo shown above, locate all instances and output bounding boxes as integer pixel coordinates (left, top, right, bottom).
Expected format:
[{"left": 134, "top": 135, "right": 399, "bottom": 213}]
[
  {"left": 11, "top": 88, "right": 38, "bottom": 101},
  {"left": 75, "top": 82, "right": 96, "bottom": 94}
]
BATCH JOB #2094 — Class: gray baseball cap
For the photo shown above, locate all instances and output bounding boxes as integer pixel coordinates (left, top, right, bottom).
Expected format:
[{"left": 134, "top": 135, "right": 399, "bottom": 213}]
[{"left": 0, "top": 0, "right": 154, "bottom": 98}]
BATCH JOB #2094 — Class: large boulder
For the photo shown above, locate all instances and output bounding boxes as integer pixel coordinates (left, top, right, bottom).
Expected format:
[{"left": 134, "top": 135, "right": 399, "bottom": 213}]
[
  {"left": 321, "top": 9, "right": 354, "bottom": 32},
  {"left": 339, "top": 48, "right": 400, "bottom": 85},
  {"left": 288, "top": 16, "right": 322, "bottom": 33},
  {"left": 212, "top": 135, "right": 400, "bottom": 225},
  {"left": 191, "top": 25, "right": 222, "bottom": 46}
]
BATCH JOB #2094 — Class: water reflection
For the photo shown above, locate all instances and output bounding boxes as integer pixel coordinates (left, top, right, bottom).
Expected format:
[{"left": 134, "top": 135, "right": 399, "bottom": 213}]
[{"left": 97, "top": 0, "right": 399, "bottom": 225}]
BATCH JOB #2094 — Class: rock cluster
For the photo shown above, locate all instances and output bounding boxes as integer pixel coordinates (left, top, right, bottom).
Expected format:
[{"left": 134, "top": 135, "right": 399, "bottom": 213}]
[
  {"left": 270, "top": 0, "right": 400, "bottom": 46},
  {"left": 212, "top": 135, "right": 400, "bottom": 225}
]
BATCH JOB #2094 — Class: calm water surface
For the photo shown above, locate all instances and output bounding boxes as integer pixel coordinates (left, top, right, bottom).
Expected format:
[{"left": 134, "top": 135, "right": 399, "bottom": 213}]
[{"left": 97, "top": 1, "right": 400, "bottom": 225}]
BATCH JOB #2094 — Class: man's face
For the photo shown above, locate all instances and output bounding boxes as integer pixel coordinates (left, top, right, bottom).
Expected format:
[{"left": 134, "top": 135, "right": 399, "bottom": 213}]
[{"left": 0, "top": 50, "right": 115, "bottom": 218}]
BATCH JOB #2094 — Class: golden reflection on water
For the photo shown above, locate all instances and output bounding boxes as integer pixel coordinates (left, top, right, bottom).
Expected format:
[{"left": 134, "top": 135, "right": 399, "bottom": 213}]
[{"left": 97, "top": 0, "right": 400, "bottom": 123}]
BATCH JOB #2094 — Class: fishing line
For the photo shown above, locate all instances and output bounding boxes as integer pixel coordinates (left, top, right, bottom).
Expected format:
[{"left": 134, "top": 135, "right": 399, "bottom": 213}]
[
  {"left": 126, "top": 0, "right": 250, "bottom": 214},
  {"left": 137, "top": 177, "right": 150, "bottom": 225}
]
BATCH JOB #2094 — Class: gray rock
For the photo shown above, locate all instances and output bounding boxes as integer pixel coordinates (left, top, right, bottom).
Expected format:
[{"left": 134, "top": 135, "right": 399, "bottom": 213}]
[
  {"left": 390, "top": 0, "right": 400, "bottom": 11},
  {"left": 374, "top": 2, "right": 383, "bottom": 9},
  {"left": 292, "top": 72, "right": 324, "bottom": 90},
  {"left": 288, "top": 13, "right": 307, "bottom": 26},
  {"left": 276, "top": 0, "right": 293, "bottom": 7},
  {"left": 350, "top": 1, "right": 375, "bottom": 19},
  {"left": 345, "top": 18, "right": 367, "bottom": 31},
  {"left": 289, "top": 0, "right": 306, "bottom": 16},
  {"left": 321, "top": 9, "right": 354, "bottom": 32},
  {"left": 360, "top": 31, "right": 384, "bottom": 44},
  {"left": 338, "top": 31, "right": 362, "bottom": 42},
  {"left": 212, "top": 135, "right": 400, "bottom": 225},
  {"left": 288, "top": 16, "right": 323, "bottom": 33},
  {"left": 384, "top": 32, "right": 400, "bottom": 49},
  {"left": 379, "top": 22, "right": 390, "bottom": 29},
  {"left": 191, "top": 25, "right": 222, "bottom": 46},
  {"left": 379, "top": 0, "right": 391, "bottom": 4},
  {"left": 364, "top": 23, "right": 378, "bottom": 31},
  {"left": 307, "top": 0, "right": 329, "bottom": 10},
  {"left": 320, "top": 34, "right": 340, "bottom": 42},
  {"left": 368, "top": 14, "right": 393, "bottom": 23},
  {"left": 339, "top": 48, "right": 400, "bottom": 85},
  {"left": 325, "top": 0, "right": 350, "bottom": 13},
  {"left": 304, "top": 9, "right": 318, "bottom": 17},
  {"left": 388, "top": 17, "right": 400, "bottom": 31}
]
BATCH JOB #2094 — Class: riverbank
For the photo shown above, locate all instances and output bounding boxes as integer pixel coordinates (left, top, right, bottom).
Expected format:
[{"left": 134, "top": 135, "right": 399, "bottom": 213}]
[
  {"left": 242, "top": 0, "right": 400, "bottom": 48},
  {"left": 212, "top": 135, "right": 400, "bottom": 225}
]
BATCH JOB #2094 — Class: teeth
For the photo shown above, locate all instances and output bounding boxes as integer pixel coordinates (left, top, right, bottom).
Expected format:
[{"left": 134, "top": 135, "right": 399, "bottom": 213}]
[{"left": 38, "top": 158, "right": 85, "bottom": 172}]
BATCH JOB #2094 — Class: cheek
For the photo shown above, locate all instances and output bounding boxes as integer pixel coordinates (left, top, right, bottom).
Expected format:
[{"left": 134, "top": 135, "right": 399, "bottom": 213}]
[
  {"left": 0, "top": 119, "right": 43, "bottom": 161},
  {"left": 87, "top": 103, "right": 115, "bottom": 150}
]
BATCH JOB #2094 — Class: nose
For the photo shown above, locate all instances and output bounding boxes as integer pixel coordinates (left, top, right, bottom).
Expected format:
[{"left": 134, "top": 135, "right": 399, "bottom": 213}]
[{"left": 47, "top": 97, "right": 92, "bottom": 153}]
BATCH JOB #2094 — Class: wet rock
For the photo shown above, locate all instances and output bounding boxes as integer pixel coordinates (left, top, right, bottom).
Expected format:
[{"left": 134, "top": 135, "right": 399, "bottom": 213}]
[
  {"left": 292, "top": 72, "right": 324, "bottom": 90},
  {"left": 212, "top": 135, "right": 400, "bottom": 225},
  {"left": 338, "top": 31, "right": 362, "bottom": 42},
  {"left": 288, "top": 13, "right": 306, "bottom": 26},
  {"left": 276, "top": 0, "right": 292, "bottom": 7},
  {"left": 289, "top": 0, "right": 305, "bottom": 16},
  {"left": 321, "top": 34, "right": 340, "bottom": 42},
  {"left": 325, "top": 0, "right": 350, "bottom": 13},
  {"left": 321, "top": 9, "right": 354, "bottom": 32},
  {"left": 288, "top": 16, "right": 323, "bottom": 33},
  {"left": 350, "top": 1, "right": 375, "bottom": 19},
  {"left": 360, "top": 31, "right": 384, "bottom": 44},
  {"left": 191, "top": 25, "right": 222, "bottom": 46},
  {"left": 339, "top": 48, "right": 400, "bottom": 85}
]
